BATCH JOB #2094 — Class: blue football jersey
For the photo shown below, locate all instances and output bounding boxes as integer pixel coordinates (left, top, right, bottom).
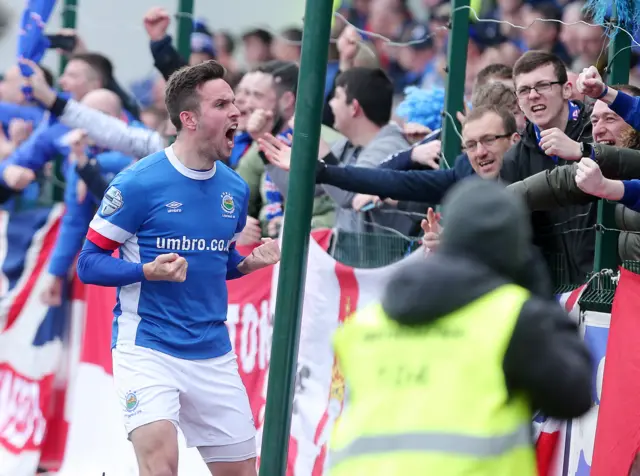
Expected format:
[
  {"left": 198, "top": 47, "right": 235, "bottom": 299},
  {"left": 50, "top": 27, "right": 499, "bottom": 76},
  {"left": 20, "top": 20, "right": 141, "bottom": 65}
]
[{"left": 86, "top": 146, "right": 250, "bottom": 360}]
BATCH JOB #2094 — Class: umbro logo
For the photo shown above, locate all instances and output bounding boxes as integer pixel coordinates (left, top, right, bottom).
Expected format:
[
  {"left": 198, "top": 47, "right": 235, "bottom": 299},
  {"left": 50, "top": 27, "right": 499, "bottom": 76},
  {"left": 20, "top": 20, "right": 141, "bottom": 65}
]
[{"left": 166, "top": 201, "right": 183, "bottom": 213}]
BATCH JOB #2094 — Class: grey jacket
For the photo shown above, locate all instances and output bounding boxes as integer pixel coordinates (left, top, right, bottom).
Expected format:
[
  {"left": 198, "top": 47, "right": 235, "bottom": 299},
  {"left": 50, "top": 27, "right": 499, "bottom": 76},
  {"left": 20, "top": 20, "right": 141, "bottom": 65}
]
[
  {"left": 507, "top": 144, "right": 640, "bottom": 261},
  {"left": 322, "top": 123, "right": 418, "bottom": 236}
]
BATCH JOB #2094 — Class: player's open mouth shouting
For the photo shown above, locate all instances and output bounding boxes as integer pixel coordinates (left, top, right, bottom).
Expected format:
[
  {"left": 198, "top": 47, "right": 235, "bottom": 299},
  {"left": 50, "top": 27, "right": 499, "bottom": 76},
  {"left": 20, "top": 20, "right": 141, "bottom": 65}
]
[{"left": 225, "top": 123, "right": 238, "bottom": 148}]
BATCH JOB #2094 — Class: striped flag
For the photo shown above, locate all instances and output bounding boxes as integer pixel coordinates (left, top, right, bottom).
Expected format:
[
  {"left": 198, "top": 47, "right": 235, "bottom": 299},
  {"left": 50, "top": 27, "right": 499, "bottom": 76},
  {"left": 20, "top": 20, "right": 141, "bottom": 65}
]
[
  {"left": 533, "top": 285, "right": 588, "bottom": 476},
  {"left": 0, "top": 204, "right": 75, "bottom": 475}
]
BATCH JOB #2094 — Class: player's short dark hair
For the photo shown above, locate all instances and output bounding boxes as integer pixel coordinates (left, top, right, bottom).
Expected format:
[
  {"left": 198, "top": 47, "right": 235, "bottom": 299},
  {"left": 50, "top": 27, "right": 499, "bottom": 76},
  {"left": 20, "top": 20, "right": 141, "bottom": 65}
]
[
  {"left": 165, "top": 60, "right": 227, "bottom": 131},
  {"left": 475, "top": 63, "right": 513, "bottom": 88},
  {"left": 513, "top": 50, "right": 568, "bottom": 85},
  {"left": 255, "top": 60, "right": 299, "bottom": 97},
  {"left": 465, "top": 105, "right": 517, "bottom": 136},
  {"left": 68, "top": 52, "right": 113, "bottom": 86},
  {"left": 335, "top": 67, "right": 393, "bottom": 127}
]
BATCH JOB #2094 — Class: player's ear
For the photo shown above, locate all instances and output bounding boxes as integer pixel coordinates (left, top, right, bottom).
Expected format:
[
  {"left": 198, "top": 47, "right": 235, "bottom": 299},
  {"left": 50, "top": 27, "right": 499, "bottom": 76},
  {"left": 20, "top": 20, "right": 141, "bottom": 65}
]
[{"left": 179, "top": 110, "right": 198, "bottom": 131}]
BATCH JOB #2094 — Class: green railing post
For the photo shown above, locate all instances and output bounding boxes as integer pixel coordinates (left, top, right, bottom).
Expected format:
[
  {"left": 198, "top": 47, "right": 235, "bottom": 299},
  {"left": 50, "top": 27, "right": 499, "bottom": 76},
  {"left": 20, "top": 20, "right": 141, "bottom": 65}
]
[
  {"left": 176, "top": 0, "right": 194, "bottom": 61},
  {"left": 45, "top": 0, "right": 79, "bottom": 206},
  {"left": 58, "top": 0, "right": 77, "bottom": 76},
  {"left": 258, "top": 0, "right": 334, "bottom": 474},
  {"left": 440, "top": 0, "right": 470, "bottom": 168},
  {"left": 593, "top": 8, "right": 630, "bottom": 272}
]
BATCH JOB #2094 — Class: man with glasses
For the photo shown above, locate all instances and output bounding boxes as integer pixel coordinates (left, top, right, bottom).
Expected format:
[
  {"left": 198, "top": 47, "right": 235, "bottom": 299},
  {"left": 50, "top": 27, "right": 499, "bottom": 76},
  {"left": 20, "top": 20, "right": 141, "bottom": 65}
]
[
  {"left": 262, "top": 104, "right": 520, "bottom": 203},
  {"left": 500, "top": 50, "right": 594, "bottom": 285}
]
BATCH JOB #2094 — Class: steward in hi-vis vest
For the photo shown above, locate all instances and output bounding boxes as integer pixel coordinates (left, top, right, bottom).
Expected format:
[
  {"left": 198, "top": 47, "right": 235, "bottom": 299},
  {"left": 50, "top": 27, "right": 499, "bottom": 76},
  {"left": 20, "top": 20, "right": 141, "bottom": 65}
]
[{"left": 329, "top": 179, "right": 593, "bottom": 476}]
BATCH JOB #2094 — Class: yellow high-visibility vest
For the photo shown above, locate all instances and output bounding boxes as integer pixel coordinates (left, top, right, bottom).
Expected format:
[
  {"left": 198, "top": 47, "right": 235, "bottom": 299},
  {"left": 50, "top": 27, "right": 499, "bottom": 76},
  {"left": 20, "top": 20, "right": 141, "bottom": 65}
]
[{"left": 329, "top": 284, "right": 537, "bottom": 476}]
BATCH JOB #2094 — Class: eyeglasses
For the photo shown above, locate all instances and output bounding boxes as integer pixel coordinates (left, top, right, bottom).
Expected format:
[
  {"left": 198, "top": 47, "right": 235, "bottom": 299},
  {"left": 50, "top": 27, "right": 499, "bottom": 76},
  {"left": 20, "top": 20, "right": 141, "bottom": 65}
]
[
  {"left": 462, "top": 134, "right": 511, "bottom": 151},
  {"left": 516, "top": 81, "right": 563, "bottom": 98}
]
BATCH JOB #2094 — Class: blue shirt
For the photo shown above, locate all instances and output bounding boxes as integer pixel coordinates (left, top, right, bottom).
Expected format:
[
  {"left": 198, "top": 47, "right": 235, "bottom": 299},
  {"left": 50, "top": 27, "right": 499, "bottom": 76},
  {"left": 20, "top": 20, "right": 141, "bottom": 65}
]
[
  {"left": 76, "top": 146, "right": 250, "bottom": 360},
  {"left": 0, "top": 102, "right": 44, "bottom": 126},
  {"left": 48, "top": 151, "right": 134, "bottom": 277}
]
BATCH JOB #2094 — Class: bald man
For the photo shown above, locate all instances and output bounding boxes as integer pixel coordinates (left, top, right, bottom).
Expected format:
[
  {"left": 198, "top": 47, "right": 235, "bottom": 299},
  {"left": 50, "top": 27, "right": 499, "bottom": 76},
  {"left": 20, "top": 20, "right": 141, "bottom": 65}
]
[
  {"left": 80, "top": 88, "right": 123, "bottom": 118},
  {"left": 41, "top": 89, "right": 136, "bottom": 306}
]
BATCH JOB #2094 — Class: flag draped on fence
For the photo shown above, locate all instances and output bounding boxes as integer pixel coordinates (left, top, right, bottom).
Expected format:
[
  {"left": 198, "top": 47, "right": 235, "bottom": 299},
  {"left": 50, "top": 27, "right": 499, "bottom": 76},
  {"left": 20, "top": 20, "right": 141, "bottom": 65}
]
[{"left": 1, "top": 218, "right": 634, "bottom": 475}]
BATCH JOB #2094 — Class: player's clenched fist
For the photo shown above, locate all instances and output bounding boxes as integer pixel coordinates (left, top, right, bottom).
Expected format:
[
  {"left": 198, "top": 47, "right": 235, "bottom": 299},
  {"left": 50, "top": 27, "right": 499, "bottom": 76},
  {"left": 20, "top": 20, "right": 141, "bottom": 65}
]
[
  {"left": 143, "top": 7, "right": 170, "bottom": 42},
  {"left": 143, "top": 253, "right": 188, "bottom": 282}
]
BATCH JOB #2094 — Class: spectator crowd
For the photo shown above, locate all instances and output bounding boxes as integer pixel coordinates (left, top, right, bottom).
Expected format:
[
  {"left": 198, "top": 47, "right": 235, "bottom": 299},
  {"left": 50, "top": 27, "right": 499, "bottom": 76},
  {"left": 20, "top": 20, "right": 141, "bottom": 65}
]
[{"left": 1, "top": 0, "right": 640, "bottom": 305}]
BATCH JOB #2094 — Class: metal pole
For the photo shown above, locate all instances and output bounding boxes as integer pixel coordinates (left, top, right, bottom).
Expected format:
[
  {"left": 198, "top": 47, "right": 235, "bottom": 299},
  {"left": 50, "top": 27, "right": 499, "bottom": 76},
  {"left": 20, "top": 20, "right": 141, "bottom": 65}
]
[
  {"left": 258, "top": 0, "right": 334, "bottom": 474},
  {"left": 58, "top": 0, "right": 77, "bottom": 75},
  {"left": 440, "top": 0, "right": 470, "bottom": 168},
  {"left": 47, "top": 0, "right": 78, "bottom": 205},
  {"left": 176, "top": 0, "right": 194, "bottom": 61},
  {"left": 593, "top": 8, "right": 630, "bottom": 271}
]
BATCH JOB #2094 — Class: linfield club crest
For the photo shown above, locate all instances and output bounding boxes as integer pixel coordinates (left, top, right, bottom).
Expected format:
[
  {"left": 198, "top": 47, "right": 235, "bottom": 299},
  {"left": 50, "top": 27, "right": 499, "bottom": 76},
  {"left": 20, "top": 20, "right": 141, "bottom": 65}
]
[
  {"left": 221, "top": 192, "right": 235, "bottom": 215},
  {"left": 125, "top": 391, "right": 139, "bottom": 412}
]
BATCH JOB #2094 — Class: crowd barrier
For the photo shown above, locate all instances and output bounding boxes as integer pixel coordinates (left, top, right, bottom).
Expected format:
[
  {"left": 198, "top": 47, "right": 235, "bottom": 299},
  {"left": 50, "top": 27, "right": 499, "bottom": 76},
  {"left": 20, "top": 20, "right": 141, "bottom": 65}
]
[{"left": 1, "top": 206, "right": 640, "bottom": 475}]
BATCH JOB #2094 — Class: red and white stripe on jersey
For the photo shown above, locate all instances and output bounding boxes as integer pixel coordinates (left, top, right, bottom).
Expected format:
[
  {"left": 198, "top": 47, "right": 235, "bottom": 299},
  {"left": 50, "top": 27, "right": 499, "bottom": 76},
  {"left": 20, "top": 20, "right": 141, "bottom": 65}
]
[{"left": 86, "top": 216, "right": 133, "bottom": 251}]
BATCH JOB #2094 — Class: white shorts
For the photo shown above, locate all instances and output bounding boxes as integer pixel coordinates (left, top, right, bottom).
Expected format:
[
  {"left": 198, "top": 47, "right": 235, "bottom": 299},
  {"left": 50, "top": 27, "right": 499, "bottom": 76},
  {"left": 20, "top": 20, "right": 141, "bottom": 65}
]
[{"left": 112, "top": 345, "right": 256, "bottom": 451}]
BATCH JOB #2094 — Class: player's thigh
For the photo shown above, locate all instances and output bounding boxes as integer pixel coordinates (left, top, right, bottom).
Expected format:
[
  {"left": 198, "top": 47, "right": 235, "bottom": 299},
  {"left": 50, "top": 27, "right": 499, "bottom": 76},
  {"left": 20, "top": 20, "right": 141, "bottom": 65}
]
[
  {"left": 113, "top": 345, "right": 182, "bottom": 475},
  {"left": 130, "top": 420, "right": 179, "bottom": 476},
  {"left": 178, "top": 351, "right": 256, "bottom": 448},
  {"left": 200, "top": 440, "right": 257, "bottom": 476}
]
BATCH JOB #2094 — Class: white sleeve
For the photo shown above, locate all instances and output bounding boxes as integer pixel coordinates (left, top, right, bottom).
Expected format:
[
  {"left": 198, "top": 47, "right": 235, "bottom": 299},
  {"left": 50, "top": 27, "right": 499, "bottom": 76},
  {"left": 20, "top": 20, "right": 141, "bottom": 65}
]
[{"left": 59, "top": 99, "right": 165, "bottom": 158}]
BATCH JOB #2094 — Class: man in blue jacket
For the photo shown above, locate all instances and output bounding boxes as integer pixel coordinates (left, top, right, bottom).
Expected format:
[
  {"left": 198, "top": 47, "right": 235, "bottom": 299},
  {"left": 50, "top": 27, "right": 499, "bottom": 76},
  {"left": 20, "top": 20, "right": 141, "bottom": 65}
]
[
  {"left": 38, "top": 89, "right": 148, "bottom": 305},
  {"left": 41, "top": 129, "right": 134, "bottom": 306}
]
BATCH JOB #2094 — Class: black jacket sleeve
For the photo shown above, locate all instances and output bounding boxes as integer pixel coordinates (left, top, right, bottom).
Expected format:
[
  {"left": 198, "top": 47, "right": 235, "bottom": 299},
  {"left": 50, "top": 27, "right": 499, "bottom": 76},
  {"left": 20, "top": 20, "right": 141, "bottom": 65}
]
[
  {"left": 316, "top": 163, "right": 459, "bottom": 203},
  {"left": 594, "top": 143, "right": 640, "bottom": 179},
  {"left": 76, "top": 160, "right": 109, "bottom": 200},
  {"left": 503, "top": 297, "right": 593, "bottom": 419},
  {"left": 322, "top": 69, "right": 340, "bottom": 128},
  {"left": 150, "top": 36, "right": 188, "bottom": 81},
  {"left": 107, "top": 77, "right": 140, "bottom": 119}
]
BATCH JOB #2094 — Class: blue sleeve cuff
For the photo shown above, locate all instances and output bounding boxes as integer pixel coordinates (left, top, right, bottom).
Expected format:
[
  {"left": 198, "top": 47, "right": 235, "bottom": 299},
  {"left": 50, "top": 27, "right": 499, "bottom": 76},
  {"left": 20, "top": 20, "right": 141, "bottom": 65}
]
[
  {"left": 226, "top": 247, "right": 246, "bottom": 280},
  {"left": 619, "top": 180, "right": 640, "bottom": 211},
  {"left": 609, "top": 90, "right": 636, "bottom": 125}
]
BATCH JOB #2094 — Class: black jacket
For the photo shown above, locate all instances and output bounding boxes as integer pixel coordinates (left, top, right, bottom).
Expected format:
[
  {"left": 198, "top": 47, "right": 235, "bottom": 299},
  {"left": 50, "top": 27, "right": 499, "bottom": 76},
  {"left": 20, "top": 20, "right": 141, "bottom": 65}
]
[
  {"left": 508, "top": 144, "right": 640, "bottom": 262},
  {"left": 382, "top": 179, "right": 593, "bottom": 419},
  {"left": 150, "top": 36, "right": 188, "bottom": 81},
  {"left": 500, "top": 102, "right": 594, "bottom": 285}
]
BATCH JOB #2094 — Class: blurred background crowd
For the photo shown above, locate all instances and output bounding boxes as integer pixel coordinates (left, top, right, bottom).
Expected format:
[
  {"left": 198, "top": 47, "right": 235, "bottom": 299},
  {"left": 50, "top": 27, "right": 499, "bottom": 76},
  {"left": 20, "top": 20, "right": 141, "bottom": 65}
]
[{"left": 0, "top": 0, "right": 639, "bottom": 305}]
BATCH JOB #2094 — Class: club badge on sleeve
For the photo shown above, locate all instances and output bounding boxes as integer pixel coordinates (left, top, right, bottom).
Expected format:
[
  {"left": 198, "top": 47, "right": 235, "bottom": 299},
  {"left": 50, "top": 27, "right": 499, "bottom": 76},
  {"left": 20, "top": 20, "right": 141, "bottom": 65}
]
[{"left": 102, "top": 186, "right": 124, "bottom": 216}]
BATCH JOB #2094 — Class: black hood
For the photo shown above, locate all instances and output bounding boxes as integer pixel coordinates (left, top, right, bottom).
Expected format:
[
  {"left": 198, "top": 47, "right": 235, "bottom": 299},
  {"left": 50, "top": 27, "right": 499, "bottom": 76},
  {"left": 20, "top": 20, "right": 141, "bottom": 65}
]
[
  {"left": 382, "top": 178, "right": 553, "bottom": 326},
  {"left": 439, "top": 178, "right": 533, "bottom": 277}
]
